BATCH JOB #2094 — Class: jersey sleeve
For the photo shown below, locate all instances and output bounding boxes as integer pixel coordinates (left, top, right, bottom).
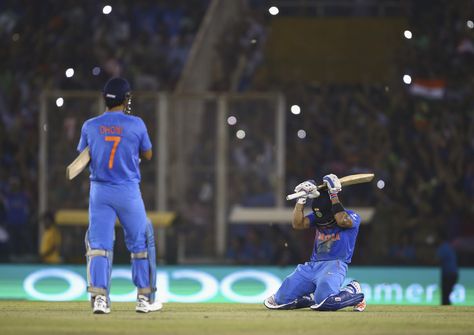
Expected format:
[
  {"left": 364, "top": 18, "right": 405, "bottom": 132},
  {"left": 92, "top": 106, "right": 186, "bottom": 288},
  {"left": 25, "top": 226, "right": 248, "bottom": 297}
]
[
  {"left": 77, "top": 122, "right": 88, "bottom": 152},
  {"left": 139, "top": 119, "right": 152, "bottom": 152},
  {"left": 306, "top": 212, "right": 317, "bottom": 227},
  {"left": 347, "top": 210, "right": 361, "bottom": 229}
]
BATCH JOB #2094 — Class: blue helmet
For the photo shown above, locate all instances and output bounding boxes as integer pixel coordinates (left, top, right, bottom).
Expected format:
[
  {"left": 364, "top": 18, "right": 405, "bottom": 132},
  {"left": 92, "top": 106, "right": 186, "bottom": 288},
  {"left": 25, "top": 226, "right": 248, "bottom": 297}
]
[
  {"left": 103, "top": 77, "right": 131, "bottom": 108},
  {"left": 311, "top": 192, "right": 336, "bottom": 228}
]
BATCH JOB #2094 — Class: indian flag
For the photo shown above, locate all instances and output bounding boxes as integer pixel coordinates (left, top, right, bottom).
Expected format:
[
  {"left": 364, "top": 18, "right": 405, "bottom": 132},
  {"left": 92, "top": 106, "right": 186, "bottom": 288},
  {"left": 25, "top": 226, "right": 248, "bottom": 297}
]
[{"left": 409, "top": 79, "right": 446, "bottom": 99}]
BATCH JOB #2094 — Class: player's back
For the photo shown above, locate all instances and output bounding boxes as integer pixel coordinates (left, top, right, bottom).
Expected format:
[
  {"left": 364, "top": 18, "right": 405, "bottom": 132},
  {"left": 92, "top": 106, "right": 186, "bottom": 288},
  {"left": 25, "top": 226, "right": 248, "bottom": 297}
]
[{"left": 78, "top": 111, "right": 151, "bottom": 184}]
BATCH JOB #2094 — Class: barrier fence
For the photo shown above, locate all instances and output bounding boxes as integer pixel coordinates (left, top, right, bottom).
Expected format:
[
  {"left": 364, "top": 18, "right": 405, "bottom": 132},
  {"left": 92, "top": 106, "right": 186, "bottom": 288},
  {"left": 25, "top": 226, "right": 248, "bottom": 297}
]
[{"left": 1, "top": 265, "right": 472, "bottom": 305}]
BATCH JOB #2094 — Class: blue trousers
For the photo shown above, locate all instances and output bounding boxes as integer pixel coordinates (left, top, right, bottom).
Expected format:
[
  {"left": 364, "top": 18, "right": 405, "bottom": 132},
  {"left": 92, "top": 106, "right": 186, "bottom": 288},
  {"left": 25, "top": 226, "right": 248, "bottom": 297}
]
[
  {"left": 275, "top": 260, "right": 347, "bottom": 305},
  {"left": 87, "top": 182, "right": 150, "bottom": 293}
]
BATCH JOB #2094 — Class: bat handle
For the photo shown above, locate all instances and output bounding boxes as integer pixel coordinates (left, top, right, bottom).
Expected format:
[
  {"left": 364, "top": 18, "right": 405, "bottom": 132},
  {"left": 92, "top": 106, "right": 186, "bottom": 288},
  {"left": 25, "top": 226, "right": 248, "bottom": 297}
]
[{"left": 286, "top": 191, "right": 307, "bottom": 201}]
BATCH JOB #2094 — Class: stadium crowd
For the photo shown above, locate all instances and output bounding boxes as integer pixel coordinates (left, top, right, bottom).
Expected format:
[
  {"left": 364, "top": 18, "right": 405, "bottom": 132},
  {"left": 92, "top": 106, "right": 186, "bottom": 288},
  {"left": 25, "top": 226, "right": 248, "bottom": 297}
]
[
  {"left": 0, "top": 0, "right": 472, "bottom": 267},
  {"left": 0, "top": 0, "right": 208, "bottom": 261}
]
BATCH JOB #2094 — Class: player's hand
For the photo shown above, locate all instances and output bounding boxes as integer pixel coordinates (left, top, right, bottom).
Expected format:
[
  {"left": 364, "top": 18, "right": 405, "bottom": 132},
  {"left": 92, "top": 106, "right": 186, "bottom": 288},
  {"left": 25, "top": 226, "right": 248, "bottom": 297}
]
[
  {"left": 294, "top": 180, "right": 317, "bottom": 193},
  {"left": 323, "top": 174, "right": 342, "bottom": 196},
  {"left": 307, "top": 188, "right": 320, "bottom": 199},
  {"left": 296, "top": 195, "right": 308, "bottom": 205}
]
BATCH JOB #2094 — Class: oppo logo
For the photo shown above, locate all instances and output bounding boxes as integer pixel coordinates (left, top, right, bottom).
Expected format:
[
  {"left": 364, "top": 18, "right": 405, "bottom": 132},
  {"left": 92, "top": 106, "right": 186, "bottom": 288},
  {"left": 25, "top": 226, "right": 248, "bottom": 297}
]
[
  {"left": 23, "top": 269, "right": 87, "bottom": 301},
  {"left": 22, "top": 268, "right": 282, "bottom": 303}
]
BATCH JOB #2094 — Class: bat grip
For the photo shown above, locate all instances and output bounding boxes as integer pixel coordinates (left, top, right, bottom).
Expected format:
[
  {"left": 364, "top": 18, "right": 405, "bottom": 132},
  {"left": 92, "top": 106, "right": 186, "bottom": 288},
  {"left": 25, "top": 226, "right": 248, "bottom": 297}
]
[{"left": 285, "top": 191, "right": 307, "bottom": 201}]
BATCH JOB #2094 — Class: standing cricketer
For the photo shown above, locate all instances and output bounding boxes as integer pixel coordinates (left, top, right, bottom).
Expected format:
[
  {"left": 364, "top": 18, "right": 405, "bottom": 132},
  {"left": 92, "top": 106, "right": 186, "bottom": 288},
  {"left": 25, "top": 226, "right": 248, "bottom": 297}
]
[
  {"left": 77, "top": 77, "right": 161, "bottom": 314},
  {"left": 264, "top": 174, "right": 366, "bottom": 311}
]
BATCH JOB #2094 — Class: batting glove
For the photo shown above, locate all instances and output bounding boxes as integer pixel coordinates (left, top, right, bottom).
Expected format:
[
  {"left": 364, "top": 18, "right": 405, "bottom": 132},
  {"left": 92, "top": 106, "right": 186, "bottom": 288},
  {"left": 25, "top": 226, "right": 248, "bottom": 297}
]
[
  {"left": 294, "top": 180, "right": 317, "bottom": 193},
  {"left": 323, "top": 174, "right": 342, "bottom": 199}
]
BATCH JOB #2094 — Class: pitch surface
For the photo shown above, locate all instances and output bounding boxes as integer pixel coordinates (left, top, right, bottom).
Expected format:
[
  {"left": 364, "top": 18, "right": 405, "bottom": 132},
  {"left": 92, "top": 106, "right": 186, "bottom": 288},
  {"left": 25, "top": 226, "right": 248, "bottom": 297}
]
[{"left": 0, "top": 302, "right": 473, "bottom": 335}]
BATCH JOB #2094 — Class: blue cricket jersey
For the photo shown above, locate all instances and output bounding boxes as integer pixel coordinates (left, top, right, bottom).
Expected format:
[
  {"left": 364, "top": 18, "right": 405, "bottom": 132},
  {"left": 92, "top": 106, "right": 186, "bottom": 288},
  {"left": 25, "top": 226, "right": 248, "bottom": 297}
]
[
  {"left": 306, "top": 210, "right": 361, "bottom": 263},
  {"left": 77, "top": 111, "right": 152, "bottom": 184}
]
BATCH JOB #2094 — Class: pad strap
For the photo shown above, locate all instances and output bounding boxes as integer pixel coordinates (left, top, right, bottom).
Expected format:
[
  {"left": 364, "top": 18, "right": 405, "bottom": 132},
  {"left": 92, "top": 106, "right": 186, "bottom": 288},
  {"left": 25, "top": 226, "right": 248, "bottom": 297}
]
[
  {"left": 131, "top": 251, "right": 148, "bottom": 259},
  {"left": 137, "top": 286, "right": 157, "bottom": 294},
  {"left": 87, "top": 286, "right": 107, "bottom": 296},
  {"left": 86, "top": 249, "right": 111, "bottom": 257}
]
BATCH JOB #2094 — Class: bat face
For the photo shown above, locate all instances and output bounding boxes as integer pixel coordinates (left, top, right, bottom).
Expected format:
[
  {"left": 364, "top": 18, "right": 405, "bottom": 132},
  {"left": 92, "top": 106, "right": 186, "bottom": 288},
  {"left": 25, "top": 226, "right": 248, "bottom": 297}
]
[
  {"left": 66, "top": 147, "right": 91, "bottom": 180},
  {"left": 286, "top": 173, "right": 375, "bottom": 200}
]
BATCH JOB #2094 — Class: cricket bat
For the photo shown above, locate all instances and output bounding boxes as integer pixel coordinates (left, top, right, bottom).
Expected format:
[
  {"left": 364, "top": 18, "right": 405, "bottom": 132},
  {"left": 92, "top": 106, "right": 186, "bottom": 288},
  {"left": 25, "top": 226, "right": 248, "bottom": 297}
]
[
  {"left": 66, "top": 147, "right": 90, "bottom": 180},
  {"left": 286, "top": 173, "right": 375, "bottom": 200}
]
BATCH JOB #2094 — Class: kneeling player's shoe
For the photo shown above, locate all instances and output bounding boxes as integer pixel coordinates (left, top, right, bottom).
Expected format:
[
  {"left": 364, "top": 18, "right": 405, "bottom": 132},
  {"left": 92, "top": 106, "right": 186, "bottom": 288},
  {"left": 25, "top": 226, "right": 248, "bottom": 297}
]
[
  {"left": 264, "top": 295, "right": 294, "bottom": 310},
  {"left": 93, "top": 295, "right": 110, "bottom": 314},
  {"left": 353, "top": 298, "right": 366, "bottom": 312},
  {"left": 264, "top": 295, "right": 280, "bottom": 309},
  {"left": 345, "top": 280, "right": 366, "bottom": 311},
  {"left": 136, "top": 295, "right": 163, "bottom": 313},
  {"left": 264, "top": 295, "right": 313, "bottom": 310}
]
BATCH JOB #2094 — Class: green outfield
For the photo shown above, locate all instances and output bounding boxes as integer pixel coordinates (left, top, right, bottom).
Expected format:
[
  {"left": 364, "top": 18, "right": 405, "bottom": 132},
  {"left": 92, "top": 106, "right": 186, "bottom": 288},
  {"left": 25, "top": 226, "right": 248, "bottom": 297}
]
[{"left": 0, "top": 302, "right": 473, "bottom": 335}]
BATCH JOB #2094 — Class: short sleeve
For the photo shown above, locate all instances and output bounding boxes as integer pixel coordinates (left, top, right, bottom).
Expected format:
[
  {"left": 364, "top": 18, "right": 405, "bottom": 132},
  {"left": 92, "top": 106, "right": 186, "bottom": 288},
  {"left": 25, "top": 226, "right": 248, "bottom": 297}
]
[
  {"left": 77, "top": 122, "right": 88, "bottom": 152},
  {"left": 139, "top": 119, "right": 152, "bottom": 152},
  {"left": 306, "top": 212, "right": 317, "bottom": 227},
  {"left": 347, "top": 210, "right": 361, "bottom": 229}
]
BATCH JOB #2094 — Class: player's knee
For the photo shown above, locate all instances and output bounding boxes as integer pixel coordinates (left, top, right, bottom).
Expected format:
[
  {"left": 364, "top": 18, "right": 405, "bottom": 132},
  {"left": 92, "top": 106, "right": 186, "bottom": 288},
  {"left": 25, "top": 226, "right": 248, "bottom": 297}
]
[{"left": 125, "top": 237, "right": 147, "bottom": 253}]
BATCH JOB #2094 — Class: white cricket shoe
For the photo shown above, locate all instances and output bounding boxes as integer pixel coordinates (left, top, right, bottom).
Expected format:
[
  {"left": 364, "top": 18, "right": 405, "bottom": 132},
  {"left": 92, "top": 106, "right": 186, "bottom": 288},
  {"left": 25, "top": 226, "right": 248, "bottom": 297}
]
[
  {"left": 264, "top": 295, "right": 281, "bottom": 309},
  {"left": 136, "top": 295, "right": 163, "bottom": 313},
  {"left": 93, "top": 295, "right": 110, "bottom": 314}
]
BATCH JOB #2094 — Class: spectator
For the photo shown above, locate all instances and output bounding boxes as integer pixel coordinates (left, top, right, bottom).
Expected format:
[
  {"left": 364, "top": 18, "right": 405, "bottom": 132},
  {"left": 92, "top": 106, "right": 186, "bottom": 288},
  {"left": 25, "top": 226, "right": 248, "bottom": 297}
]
[{"left": 39, "top": 211, "right": 62, "bottom": 264}]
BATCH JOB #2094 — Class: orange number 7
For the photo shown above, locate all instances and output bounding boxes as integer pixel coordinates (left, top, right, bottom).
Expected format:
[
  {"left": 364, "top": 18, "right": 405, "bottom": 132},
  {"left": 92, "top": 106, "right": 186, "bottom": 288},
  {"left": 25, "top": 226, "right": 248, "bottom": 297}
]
[{"left": 105, "top": 136, "right": 121, "bottom": 169}]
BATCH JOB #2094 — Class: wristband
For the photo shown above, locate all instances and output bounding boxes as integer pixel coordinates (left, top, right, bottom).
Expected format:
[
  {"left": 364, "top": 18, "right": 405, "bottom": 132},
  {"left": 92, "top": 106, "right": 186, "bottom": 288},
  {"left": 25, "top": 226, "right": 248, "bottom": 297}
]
[
  {"left": 331, "top": 202, "right": 345, "bottom": 215},
  {"left": 329, "top": 192, "right": 338, "bottom": 199}
]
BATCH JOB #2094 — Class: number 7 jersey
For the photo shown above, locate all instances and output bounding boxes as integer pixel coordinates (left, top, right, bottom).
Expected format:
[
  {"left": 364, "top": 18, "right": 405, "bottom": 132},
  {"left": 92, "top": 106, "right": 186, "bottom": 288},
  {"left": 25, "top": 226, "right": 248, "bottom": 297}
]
[{"left": 77, "top": 111, "right": 152, "bottom": 184}]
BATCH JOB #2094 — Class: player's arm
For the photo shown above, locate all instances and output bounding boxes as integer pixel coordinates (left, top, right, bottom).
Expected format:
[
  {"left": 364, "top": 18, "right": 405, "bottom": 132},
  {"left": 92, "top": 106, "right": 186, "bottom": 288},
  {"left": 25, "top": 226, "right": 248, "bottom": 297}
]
[
  {"left": 331, "top": 195, "right": 353, "bottom": 228},
  {"left": 141, "top": 149, "right": 152, "bottom": 160},
  {"left": 323, "top": 174, "right": 353, "bottom": 228},
  {"left": 291, "top": 180, "right": 320, "bottom": 230},
  {"left": 292, "top": 202, "right": 311, "bottom": 229},
  {"left": 139, "top": 119, "right": 153, "bottom": 161}
]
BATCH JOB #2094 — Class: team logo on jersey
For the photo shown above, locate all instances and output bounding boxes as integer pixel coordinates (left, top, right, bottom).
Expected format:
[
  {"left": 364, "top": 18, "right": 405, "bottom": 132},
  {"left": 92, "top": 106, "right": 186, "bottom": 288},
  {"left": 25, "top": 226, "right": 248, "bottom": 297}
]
[{"left": 313, "top": 208, "right": 323, "bottom": 218}]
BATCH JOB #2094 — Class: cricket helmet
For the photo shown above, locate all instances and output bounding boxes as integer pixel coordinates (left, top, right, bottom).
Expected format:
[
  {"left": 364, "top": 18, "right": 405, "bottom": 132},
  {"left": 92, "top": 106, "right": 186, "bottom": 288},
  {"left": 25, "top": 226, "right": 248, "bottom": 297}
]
[
  {"left": 103, "top": 77, "right": 131, "bottom": 109},
  {"left": 311, "top": 192, "right": 336, "bottom": 228}
]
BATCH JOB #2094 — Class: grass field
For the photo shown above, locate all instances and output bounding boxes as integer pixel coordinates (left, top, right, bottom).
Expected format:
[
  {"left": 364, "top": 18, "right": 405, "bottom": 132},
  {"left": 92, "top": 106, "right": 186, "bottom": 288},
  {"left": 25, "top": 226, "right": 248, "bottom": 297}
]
[{"left": 1, "top": 302, "right": 473, "bottom": 335}]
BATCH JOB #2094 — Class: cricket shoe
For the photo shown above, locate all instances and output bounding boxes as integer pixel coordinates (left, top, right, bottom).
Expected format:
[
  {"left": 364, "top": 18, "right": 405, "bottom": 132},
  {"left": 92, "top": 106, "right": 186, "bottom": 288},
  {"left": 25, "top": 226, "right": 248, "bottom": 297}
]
[
  {"left": 264, "top": 295, "right": 295, "bottom": 310},
  {"left": 264, "top": 295, "right": 281, "bottom": 309},
  {"left": 136, "top": 295, "right": 163, "bottom": 313},
  {"left": 93, "top": 295, "right": 110, "bottom": 314},
  {"left": 264, "top": 295, "right": 313, "bottom": 310},
  {"left": 345, "top": 280, "right": 366, "bottom": 312},
  {"left": 353, "top": 298, "right": 366, "bottom": 312}
]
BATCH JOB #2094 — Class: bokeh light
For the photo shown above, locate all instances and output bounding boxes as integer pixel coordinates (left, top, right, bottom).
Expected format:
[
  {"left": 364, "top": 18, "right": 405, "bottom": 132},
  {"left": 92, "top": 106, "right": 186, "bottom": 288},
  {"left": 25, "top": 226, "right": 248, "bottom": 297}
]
[
  {"left": 297, "top": 129, "right": 306, "bottom": 139},
  {"left": 236, "top": 130, "right": 246, "bottom": 139},
  {"left": 269, "top": 6, "right": 279, "bottom": 15},
  {"left": 403, "top": 74, "right": 412, "bottom": 84},
  {"left": 65, "top": 68, "right": 74, "bottom": 78},
  {"left": 56, "top": 97, "right": 64, "bottom": 107},
  {"left": 290, "top": 105, "right": 301, "bottom": 115},
  {"left": 103, "top": 5, "right": 112, "bottom": 15},
  {"left": 227, "top": 116, "right": 237, "bottom": 125}
]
